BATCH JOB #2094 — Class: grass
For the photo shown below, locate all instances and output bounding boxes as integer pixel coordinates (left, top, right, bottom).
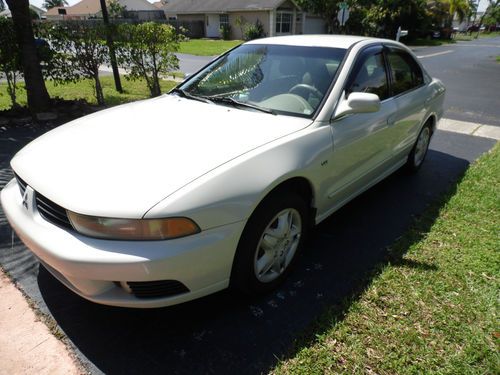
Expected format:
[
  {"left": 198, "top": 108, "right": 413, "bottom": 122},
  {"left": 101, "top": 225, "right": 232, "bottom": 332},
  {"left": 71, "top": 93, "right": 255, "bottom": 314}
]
[
  {"left": 273, "top": 144, "right": 500, "bottom": 374},
  {"left": 478, "top": 31, "right": 500, "bottom": 38},
  {"left": 179, "top": 39, "right": 242, "bottom": 56},
  {"left": 0, "top": 75, "right": 178, "bottom": 110},
  {"left": 496, "top": 56, "right": 500, "bottom": 63}
]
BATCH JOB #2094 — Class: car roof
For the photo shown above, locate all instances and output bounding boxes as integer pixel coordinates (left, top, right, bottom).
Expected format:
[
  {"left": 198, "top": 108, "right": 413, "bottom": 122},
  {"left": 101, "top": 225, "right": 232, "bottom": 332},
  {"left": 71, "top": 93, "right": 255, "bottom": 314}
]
[{"left": 245, "top": 34, "right": 378, "bottom": 49}]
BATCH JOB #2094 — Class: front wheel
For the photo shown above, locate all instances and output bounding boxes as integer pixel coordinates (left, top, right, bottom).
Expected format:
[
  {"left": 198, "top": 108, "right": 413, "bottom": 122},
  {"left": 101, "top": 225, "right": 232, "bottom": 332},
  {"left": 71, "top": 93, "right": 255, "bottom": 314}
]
[
  {"left": 406, "top": 122, "right": 432, "bottom": 172},
  {"left": 230, "top": 191, "right": 309, "bottom": 294}
]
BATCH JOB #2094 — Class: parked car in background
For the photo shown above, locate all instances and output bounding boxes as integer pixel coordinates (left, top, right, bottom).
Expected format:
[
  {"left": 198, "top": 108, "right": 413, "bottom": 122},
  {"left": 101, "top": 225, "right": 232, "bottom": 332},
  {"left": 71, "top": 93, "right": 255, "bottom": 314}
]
[
  {"left": 467, "top": 24, "right": 480, "bottom": 33},
  {"left": 1, "top": 35, "right": 445, "bottom": 308}
]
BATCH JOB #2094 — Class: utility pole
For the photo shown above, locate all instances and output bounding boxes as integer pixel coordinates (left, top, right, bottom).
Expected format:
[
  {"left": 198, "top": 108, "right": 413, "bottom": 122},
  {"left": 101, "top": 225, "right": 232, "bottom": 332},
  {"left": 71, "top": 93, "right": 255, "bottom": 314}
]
[{"left": 99, "top": 0, "right": 123, "bottom": 93}]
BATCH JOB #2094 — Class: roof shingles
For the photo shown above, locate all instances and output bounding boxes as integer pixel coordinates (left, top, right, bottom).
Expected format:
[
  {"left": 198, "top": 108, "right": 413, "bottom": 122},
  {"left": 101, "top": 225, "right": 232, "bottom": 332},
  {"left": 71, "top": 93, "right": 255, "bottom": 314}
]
[{"left": 163, "top": 0, "right": 288, "bottom": 13}]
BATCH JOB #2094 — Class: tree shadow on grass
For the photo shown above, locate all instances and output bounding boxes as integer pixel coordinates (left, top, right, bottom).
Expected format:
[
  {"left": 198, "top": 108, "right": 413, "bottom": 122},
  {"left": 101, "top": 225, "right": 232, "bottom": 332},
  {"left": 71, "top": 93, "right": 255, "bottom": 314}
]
[{"left": 34, "top": 146, "right": 475, "bottom": 375}]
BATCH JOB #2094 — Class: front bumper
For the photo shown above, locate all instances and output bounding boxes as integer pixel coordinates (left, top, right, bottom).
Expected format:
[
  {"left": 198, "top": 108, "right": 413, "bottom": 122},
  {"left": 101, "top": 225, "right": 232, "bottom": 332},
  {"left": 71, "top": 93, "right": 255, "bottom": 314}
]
[{"left": 1, "top": 178, "right": 245, "bottom": 308}]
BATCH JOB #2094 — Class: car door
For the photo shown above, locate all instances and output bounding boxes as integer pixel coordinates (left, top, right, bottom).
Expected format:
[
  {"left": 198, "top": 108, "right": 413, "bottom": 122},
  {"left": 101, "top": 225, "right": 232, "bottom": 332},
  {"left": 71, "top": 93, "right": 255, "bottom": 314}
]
[
  {"left": 384, "top": 47, "right": 429, "bottom": 158},
  {"left": 328, "top": 45, "right": 399, "bottom": 207}
]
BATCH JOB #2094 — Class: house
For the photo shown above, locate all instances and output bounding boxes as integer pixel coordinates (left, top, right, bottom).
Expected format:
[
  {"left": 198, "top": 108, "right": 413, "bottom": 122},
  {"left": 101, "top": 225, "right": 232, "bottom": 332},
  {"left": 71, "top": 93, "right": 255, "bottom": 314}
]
[
  {"left": 45, "top": 0, "right": 164, "bottom": 21},
  {"left": 161, "top": 0, "right": 327, "bottom": 39},
  {"left": 0, "top": 4, "right": 45, "bottom": 19},
  {"left": 152, "top": 1, "right": 168, "bottom": 9}
]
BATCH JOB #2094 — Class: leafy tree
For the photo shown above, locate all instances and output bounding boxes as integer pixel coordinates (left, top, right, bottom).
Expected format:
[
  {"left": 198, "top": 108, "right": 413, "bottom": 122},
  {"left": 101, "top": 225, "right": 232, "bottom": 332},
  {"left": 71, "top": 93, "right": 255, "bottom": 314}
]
[
  {"left": 442, "top": 0, "right": 470, "bottom": 27},
  {"left": 362, "top": 0, "right": 429, "bottom": 38},
  {"left": 108, "top": 0, "right": 126, "bottom": 19},
  {"left": 482, "top": 0, "right": 500, "bottom": 27},
  {"left": 0, "top": 0, "right": 5, "bottom": 12},
  {"left": 116, "top": 22, "right": 183, "bottom": 97},
  {"left": 43, "top": 0, "right": 68, "bottom": 9},
  {"left": 297, "top": 0, "right": 344, "bottom": 33},
  {"left": 467, "top": 0, "right": 478, "bottom": 21},
  {"left": 0, "top": 18, "right": 23, "bottom": 107},
  {"left": 45, "top": 22, "right": 109, "bottom": 105},
  {"left": 5, "top": 0, "right": 51, "bottom": 112},
  {"left": 297, "top": 0, "right": 372, "bottom": 34}
]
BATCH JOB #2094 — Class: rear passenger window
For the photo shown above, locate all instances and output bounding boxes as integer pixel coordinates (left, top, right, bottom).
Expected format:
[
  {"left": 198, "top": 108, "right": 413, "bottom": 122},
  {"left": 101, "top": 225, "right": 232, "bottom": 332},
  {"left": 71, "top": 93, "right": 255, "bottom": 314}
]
[{"left": 387, "top": 51, "right": 424, "bottom": 96}]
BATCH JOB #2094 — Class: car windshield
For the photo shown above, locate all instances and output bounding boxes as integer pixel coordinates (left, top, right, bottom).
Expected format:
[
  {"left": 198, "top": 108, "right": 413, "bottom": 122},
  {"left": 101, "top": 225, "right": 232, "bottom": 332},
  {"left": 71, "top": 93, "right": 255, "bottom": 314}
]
[{"left": 177, "top": 44, "right": 347, "bottom": 118}]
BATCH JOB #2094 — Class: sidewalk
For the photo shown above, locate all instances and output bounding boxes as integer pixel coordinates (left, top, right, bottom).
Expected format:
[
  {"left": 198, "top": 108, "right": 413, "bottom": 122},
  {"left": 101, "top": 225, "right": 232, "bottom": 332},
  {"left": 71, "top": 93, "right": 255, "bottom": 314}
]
[{"left": 0, "top": 271, "right": 83, "bottom": 375}]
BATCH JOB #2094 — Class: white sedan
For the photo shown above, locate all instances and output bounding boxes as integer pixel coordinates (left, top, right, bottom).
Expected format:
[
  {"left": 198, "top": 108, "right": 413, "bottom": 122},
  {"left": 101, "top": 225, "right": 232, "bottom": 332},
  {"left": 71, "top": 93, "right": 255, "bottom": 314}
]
[{"left": 1, "top": 35, "right": 445, "bottom": 308}]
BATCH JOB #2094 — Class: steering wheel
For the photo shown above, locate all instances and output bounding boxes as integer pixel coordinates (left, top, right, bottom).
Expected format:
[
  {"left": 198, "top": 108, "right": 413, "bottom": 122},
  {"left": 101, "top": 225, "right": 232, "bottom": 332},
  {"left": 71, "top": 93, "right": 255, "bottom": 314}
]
[{"left": 288, "top": 84, "right": 323, "bottom": 100}]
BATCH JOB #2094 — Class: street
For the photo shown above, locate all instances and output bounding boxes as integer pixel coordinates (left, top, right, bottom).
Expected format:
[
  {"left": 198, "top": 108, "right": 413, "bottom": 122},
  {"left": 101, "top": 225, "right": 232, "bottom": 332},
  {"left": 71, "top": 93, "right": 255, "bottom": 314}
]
[
  {"left": 414, "top": 38, "right": 500, "bottom": 127},
  {"left": 0, "top": 37, "right": 499, "bottom": 375}
]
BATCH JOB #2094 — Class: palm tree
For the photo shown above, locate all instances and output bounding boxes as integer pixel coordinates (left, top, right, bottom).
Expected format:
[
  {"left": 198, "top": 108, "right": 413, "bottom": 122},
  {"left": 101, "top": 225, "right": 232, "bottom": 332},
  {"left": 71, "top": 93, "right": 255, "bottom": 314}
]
[
  {"left": 445, "top": 0, "right": 470, "bottom": 27},
  {"left": 42, "top": 0, "right": 68, "bottom": 10}
]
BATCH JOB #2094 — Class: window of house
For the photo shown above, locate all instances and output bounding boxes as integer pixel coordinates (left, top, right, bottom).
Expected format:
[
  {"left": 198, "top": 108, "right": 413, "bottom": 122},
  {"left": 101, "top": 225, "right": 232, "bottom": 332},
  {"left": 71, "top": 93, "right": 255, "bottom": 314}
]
[
  {"left": 219, "top": 14, "right": 229, "bottom": 27},
  {"left": 276, "top": 12, "right": 292, "bottom": 34}
]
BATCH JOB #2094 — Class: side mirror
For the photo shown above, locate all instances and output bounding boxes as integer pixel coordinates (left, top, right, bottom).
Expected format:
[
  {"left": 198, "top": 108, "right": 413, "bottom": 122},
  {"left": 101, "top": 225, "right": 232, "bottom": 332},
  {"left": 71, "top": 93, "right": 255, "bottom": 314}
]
[{"left": 333, "top": 92, "right": 381, "bottom": 119}]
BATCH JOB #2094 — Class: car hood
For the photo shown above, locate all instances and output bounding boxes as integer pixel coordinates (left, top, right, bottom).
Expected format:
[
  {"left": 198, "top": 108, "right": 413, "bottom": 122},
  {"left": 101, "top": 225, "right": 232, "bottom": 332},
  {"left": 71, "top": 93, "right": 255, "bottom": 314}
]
[{"left": 12, "top": 95, "right": 311, "bottom": 218}]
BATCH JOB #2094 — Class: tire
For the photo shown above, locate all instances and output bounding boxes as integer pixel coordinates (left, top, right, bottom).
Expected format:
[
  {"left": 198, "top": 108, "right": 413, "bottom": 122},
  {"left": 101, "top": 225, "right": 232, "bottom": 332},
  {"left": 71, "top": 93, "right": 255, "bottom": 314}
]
[
  {"left": 230, "top": 191, "right": 309, "bottom": 295},
  {"left": 406, "top": 122, "right": 432, "bottom": 173}
]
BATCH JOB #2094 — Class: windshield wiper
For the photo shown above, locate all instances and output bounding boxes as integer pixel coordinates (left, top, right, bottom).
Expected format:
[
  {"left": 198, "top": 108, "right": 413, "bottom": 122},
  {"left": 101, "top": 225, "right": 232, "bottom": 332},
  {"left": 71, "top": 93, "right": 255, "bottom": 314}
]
[
  {"left": 207, "top": 96, "right": 276, "bottom": 115},
  {"left": 170, "top": 88, "right": 213, "bottom": 104}
]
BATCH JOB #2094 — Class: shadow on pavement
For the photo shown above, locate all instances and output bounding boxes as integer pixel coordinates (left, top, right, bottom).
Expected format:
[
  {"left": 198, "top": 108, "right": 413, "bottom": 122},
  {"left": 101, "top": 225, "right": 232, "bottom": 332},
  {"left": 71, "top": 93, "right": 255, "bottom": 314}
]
[{"left": 0, "top": 126, "right": 495, "bottom": 375}]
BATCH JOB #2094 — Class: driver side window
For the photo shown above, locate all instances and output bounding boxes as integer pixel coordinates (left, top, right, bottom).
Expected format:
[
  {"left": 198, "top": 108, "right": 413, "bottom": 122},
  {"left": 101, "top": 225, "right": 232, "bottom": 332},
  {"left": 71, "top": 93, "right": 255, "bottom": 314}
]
[{"left": 347, "top": 51, "right": 389, "bottom": 100}]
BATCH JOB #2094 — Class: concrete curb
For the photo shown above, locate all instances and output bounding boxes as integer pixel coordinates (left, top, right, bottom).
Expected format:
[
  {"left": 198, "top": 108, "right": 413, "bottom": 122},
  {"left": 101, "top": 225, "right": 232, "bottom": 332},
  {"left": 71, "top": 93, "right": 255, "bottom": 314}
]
[{"left": 438, "top": 118, "right": 500, "bottom": 140}]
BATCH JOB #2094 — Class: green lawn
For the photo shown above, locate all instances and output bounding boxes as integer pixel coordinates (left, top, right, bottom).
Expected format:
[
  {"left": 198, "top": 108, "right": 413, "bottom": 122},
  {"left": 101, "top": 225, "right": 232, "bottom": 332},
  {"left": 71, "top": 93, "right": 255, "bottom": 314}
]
[
  {"left": 0, "top": 75, "right": 178, "bottom": 110},
  {"left": 178, "top": 39, "right": 242, "bottom": 56},
  {"left": 478, "top": 31, "right": 500, "bottom": 38},
  {"left": 273, "top": 144, "right": 500, "bottom": 374}
]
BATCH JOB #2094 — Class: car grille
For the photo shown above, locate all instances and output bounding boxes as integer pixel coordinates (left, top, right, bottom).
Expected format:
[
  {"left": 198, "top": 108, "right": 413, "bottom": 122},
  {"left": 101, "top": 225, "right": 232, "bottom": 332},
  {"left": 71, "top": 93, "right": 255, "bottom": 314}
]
[
  {"left": 127, "top": 280, "right": 190, "bottom": 299},
  {"left": 15, "top": 173, "right": 73, "bottom": 231},
  {"left": 35, "top": 192, "right": 73, "bottom": 230},
  {"left": 15, "top": 173, "right": 27, "bottom": 196}
]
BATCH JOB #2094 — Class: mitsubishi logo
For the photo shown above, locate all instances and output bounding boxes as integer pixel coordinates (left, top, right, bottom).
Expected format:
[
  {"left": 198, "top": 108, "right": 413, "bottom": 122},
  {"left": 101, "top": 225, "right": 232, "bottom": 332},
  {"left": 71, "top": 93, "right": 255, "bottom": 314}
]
[{"left": 22, "top": 188, "right": 29, "bottom": 210}]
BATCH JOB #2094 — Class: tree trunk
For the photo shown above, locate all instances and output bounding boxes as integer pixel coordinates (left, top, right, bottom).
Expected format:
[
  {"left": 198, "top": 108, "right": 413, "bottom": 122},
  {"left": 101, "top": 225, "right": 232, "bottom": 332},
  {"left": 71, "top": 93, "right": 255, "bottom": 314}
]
[
  {"left": 93, "top": 73, "right": 105, "bottom": 106},
  {"left": 5, "top": 0, "right": 50, "bottom": 113},
  {"left": 151, "top": 74, "right": 161, "bottom": 97},
  {"left": 5, "top": 70, "right": 18, "bottom": 107}
]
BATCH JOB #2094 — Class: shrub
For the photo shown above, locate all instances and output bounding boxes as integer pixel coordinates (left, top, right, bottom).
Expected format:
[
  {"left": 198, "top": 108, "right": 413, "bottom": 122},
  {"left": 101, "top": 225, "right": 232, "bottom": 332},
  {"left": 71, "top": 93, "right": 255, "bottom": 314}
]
[
  {"left": 0, "top": 17, "right": 23, "bottom": 108},
  {"left": 244, "top": 20, "right": 265, "bottom": 41},
  {"left": 220, "top": 23, "right": 231, "bottom": 40},
  {"left": 116, "top": 22, "right": 184, "bottom": 97},
  {"left": 41, "top": 21, "right": 109, "bottom": 106}
]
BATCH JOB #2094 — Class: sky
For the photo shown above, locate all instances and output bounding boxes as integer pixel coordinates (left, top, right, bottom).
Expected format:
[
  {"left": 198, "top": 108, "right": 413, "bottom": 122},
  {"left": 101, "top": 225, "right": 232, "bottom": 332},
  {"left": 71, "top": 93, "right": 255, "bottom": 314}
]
[{"left": 29, "top": 0, "right": 490, "bottom": 12}]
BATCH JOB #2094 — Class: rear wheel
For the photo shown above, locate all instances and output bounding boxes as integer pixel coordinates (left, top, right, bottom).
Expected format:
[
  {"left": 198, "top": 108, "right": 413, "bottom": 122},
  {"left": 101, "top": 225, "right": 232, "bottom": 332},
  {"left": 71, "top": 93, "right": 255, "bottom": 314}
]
[
  {"left": 231, "top": 191, "right": 309, "bottom": 294},
  {"left": 406, "top": 122, "right": 432, "bottom": 172}
]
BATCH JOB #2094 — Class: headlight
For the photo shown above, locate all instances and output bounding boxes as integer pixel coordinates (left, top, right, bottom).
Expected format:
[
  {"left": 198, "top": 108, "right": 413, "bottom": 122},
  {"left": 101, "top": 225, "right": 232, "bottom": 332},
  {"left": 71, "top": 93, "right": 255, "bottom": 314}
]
[{"left": 67, "top": 211, "right": 200, "bottom": 240}]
